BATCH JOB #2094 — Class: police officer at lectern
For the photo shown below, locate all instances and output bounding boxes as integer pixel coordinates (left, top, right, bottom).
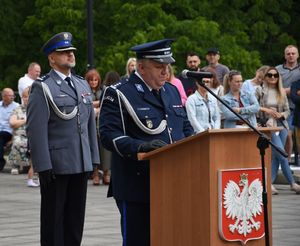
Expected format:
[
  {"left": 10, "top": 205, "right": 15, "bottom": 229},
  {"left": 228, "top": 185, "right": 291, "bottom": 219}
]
[
  {"left": 99, "top": 39, "right": 194, "bottom": 246},
  {"left": 27, "top": 32, "right": 100, "bottom": 246}
]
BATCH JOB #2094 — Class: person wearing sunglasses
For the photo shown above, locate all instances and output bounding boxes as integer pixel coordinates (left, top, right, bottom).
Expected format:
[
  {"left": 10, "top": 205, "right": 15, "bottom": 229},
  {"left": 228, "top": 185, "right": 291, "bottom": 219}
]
[{"left": 256, "top": 66, "right": 300, "bottom": 195}]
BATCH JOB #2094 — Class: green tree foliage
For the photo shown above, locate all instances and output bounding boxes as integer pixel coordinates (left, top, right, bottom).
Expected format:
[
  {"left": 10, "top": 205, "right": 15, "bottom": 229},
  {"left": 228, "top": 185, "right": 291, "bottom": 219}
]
[{"left": 0, "top": 0, "right": 299, "bottom": 90}]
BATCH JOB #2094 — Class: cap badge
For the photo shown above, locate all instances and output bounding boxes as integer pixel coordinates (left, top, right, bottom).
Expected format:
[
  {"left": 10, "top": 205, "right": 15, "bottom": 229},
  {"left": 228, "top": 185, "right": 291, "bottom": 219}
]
[{"left": 63, "top": 33, "right": 69, "bottom": 40}]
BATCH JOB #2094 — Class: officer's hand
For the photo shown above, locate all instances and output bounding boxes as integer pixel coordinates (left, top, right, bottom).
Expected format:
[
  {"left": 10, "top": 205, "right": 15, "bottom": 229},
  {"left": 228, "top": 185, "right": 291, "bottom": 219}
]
[
  {"left": 38, "top": 169, "right": 55, "bottom": 187},
  {"left": 138, "top": 139, "right": 167, "bottom": 153}
]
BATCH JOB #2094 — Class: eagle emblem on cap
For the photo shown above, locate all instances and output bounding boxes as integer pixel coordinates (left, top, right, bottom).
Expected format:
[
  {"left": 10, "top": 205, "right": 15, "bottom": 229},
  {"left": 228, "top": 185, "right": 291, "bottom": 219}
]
[{"left": 63, "top": 33, "right": 69, "bottom": 39}]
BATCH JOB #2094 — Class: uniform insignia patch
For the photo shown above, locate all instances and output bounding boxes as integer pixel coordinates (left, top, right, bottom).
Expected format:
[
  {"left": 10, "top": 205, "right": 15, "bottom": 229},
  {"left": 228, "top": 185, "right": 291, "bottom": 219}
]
[
  {"left": 135, "top": 84, "right": 144, "bottom": 92},
  {"left": 104, "top": 95, "right": 114, "bottom": 102},
  {"left": 146, "top": 119, "right": 153, "bottom": 129}
]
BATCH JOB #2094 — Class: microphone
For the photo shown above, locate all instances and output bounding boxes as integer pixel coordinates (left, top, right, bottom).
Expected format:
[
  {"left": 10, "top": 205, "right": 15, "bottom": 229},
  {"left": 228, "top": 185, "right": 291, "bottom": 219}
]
[{"left": 181, "top": 69, "right": 213, "bottom": 80}]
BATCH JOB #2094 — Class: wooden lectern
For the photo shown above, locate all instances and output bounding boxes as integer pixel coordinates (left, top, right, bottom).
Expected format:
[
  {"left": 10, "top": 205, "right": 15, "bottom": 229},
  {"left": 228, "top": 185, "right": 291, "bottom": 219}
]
[{"left": 139, "top": 128, "right": 276, "bottom": 246}]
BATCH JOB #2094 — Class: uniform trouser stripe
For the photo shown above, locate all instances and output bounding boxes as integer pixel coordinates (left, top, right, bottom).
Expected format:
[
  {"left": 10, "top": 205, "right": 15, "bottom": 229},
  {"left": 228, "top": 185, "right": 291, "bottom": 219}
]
[{"left": 122, "top": 201, "right": 127, "bottom": 246}]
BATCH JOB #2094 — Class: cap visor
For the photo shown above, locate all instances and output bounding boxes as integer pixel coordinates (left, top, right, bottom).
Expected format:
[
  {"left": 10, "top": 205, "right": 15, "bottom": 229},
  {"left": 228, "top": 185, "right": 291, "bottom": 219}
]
[
  {"left": 55, "top": 47, "right": 77, "bottom": 52},
  {"left": 152, "top": 56, "right": 175, "bottom": 64}
]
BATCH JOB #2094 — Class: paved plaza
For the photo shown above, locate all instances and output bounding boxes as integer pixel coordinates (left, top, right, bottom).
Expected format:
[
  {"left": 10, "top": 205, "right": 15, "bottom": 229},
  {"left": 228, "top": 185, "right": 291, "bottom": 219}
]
[{"left": 0, "top": 171, "right": 299, "bottom": 246}]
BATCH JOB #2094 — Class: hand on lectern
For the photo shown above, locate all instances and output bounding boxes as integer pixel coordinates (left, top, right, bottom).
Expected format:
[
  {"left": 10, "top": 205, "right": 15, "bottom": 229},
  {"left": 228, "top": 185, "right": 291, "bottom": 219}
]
[{"left": 138, "top": 139, "right": 167, "bottom": 152}]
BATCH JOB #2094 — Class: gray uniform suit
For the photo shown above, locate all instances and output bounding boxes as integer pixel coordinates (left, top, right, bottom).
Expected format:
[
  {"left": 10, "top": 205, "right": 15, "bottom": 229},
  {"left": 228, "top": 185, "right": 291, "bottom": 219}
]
[
  {"left": 27, "top": 69, "right": 100, "bottom": 246},
  {"left": 27, "top": 69, "right": 99, "bottom": 174}
]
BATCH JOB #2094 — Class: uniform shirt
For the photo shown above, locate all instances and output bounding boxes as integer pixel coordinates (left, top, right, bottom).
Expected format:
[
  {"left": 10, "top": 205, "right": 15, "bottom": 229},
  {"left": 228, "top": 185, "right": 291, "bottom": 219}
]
[
  {"left": 99, "top": 73, "right": 194, "bottom": 202},
  {"left": 0, "top": 101, "right": 19, "bottom": 133}
]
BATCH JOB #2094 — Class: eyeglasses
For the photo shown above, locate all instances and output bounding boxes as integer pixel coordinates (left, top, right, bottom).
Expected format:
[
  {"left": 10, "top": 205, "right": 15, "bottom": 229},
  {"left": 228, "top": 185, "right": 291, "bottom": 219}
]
[{"left": 266, "top": 73, "right": 279, "bottom": 78}]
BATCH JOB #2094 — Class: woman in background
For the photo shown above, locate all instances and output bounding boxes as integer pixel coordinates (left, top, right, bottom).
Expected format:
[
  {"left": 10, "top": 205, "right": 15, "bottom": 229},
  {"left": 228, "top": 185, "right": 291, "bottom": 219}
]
[
  {"left": 166, "top": 64, "right": 187, "bottom": 106},
  {"left": 221, "top": 70, "right": 260, "bottom": 128},
  {"left": 186, "top": 77, "right": 220, "bottom": 133},
  {"left": 122, "top": 57, "right": 136, "bottom": 79},
  {"left": 256, "top": 66, "right": 300, "bottom": 194},
  {"left": 85, "top": 69, "right": 104, "bottom": 185}
]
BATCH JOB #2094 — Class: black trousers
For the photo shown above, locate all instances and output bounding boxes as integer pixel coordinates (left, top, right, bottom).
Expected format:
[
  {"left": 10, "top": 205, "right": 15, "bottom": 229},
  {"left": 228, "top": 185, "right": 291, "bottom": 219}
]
[
  {"left": 0, "top": 131, "right": 12, "bottom": 170},
  {"left": 116, "top": 200, "right": 150, "bottom": 246},
  {"left": 40, "top": 173, "right": 88, "bottom": 246}
]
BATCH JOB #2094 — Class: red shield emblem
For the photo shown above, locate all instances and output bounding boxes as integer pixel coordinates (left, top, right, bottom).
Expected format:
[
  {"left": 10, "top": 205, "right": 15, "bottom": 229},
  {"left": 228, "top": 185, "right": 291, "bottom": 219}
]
[{"left": 218, "top": 168, "right": 265, "bottom": 244}]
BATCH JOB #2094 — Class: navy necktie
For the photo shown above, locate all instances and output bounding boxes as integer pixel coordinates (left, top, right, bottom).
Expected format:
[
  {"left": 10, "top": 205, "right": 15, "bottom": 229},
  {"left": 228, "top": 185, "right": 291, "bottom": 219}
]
[
  {"left": 65, "top": 77, "right": 76, "bottom": 92},
  {"left": 152, "top": 89, "right": 161, "bottom": 102}
]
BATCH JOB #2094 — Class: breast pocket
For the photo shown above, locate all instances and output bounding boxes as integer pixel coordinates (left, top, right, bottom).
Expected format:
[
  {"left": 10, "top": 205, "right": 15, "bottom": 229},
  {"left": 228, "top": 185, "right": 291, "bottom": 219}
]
[
  {"left": 173, "top": 107, "right": 187, "bottom": 118},
  {"left": 82, "top": 95, "right": 93, "bottom": 105},
  {"left": 135, "top": 110, "right": 159, "bottom": 129},
  {"left": 54, "top": 96, "right": 77, "bottom": 113}
]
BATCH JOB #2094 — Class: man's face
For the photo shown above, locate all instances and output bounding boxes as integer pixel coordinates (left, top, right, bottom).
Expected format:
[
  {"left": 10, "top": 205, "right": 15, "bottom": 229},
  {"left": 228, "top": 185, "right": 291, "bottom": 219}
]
[
  {"left": 284, "top": 47, "right": 299, "bottom": 64},
  {"left": 206, "top": 53, "right": 220, "bottom": 66},
  {"left": 49, "top": 50, "right": 76, "bottom": 73},
  {"left": 2, "top": 89, "right": 15, "bottom": 105},
  {"left": 138, "top": 60, "right": 168, "bottom": 90},
  {"left": 28, "top": 65, "right": 41, "bottom": 80},
  {"left": 186, "top": 55, "right": 200, "bottom": 71}
]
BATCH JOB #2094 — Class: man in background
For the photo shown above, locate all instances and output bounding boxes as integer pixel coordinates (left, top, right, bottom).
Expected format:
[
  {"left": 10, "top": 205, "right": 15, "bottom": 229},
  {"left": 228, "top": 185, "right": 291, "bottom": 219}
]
[
  {"left": 178, "top": 51, "right": 201, "bottom": 97},
  {"left": 276, "top": 45, "right": 300, "bottom": 162},
  {"left": 0, "top": 88, "right": 19, "bottom": 171},
  {"left": 203, "top": 47, "right": 229, "bottom": 84},
  {"left": 18, "top": 62, "right": 41, "bottom": 98}
]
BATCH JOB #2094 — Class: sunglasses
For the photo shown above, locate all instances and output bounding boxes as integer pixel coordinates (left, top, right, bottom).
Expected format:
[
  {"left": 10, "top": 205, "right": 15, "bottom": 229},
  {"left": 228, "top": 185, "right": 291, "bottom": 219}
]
[{"left": 266, "top": 73, "right": 279, "bottom": 78}]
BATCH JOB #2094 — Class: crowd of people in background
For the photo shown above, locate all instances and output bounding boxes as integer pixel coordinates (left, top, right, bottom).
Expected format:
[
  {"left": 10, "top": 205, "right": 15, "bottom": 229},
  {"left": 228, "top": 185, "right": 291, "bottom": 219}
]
[
  {"left": 0, "top": 34, "right": 300, "bottom": 246},
  {"left": 1, "top": 45, "right": 300, "bottom": 191}
]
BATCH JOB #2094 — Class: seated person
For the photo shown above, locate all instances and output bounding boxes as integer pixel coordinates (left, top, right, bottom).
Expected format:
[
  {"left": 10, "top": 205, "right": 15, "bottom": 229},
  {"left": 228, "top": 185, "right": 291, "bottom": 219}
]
[{"left": 8, "top": 87, "right": 38, "bottom": 187}]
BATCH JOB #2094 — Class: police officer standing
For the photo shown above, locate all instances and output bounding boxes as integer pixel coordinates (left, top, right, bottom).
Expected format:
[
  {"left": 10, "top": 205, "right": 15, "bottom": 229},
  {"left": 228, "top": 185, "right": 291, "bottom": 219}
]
[
  {"left": 99, "top": 39, "right": 194, "bottom": 246},
  {"left": 27, "top": 32, "right": 100, "bottom": 246}
]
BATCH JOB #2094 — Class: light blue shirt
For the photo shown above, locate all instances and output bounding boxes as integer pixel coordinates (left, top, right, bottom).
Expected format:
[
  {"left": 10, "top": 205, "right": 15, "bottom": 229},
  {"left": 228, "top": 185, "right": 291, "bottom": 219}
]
[
  {"left": 220, "top": 91, "right": 259, "bottom": 128},
  {"left": 0, "top": 101, "right": 19, "bottom": 134},
  {"left": 186, "top": 90, "right": 221, "bottom": 133}
]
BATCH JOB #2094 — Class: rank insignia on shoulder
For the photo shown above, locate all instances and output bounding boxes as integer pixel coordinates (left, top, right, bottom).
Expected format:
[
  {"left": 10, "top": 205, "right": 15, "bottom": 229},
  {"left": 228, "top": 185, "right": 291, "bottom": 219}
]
[
  {"left": 73, "top": 74, "right": 84, "bottom": 80},
  {"left": 146, "top": 119, "right": 153, "bottom": 129},
  {"left": 173, "top": 104, "right": 183, "bottom": 108},
  {"left": 135, "top": 84, "right": 144, "bottom": 92},
  {"left": 37, "top": 74, "right": 49, "bottom": 82}
]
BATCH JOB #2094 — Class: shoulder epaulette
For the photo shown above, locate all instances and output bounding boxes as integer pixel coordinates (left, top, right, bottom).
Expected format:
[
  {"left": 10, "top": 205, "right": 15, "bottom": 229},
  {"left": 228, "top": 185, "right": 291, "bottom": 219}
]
[
  {"left": 73, "top": 74, "right": 84, "bottom": 80},
  {"left": 37, "top": 74, "right": 49, "bottom": 82},
  {"left": 111, "top": 79, "right": 127, "bottom": 89}
]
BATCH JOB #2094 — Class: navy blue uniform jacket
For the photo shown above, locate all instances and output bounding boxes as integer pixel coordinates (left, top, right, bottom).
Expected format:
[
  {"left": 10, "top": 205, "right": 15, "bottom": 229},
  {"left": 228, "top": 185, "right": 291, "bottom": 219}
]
[
  {"left": 99, "top": 73, "right": 193, "bottom": 203},
  {"left": 290, "top": 79, "right": 300, "bottom": 127}
]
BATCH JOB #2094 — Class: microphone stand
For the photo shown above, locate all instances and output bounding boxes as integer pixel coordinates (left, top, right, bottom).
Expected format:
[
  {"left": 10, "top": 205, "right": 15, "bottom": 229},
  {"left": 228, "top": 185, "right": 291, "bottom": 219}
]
[{"left": 195, "top": 79, "right": 288, "bottom": 246}]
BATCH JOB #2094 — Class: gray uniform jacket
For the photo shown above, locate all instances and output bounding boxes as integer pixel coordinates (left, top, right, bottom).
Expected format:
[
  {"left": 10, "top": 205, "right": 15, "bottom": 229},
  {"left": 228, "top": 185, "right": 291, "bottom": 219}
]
[{"left": 27, "top": 69, "right": 100, "bottom": 174}]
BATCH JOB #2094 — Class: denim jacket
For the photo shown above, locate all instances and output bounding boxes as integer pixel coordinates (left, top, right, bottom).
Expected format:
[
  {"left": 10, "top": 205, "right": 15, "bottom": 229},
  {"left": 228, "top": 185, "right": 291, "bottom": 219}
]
[
  {"left": 186, "top": 91, "right": 221, "bottom": 133},
  {"left": 221, "top": 90, "right": 260, "bottom": 128}
]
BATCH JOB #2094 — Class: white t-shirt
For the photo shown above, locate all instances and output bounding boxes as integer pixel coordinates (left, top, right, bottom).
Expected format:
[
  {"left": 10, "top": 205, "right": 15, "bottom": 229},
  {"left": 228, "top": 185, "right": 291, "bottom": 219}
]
[{"left": 18, "top": 74, "right": 34, "bottom": 97}]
